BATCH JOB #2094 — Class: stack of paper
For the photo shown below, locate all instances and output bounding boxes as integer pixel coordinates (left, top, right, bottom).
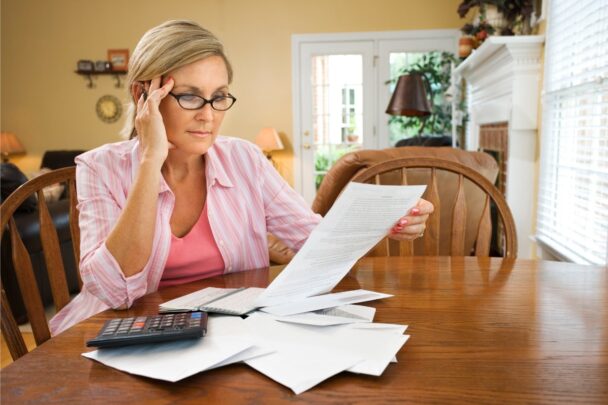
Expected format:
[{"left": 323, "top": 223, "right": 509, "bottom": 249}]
[
  {"left": 243, "top": 312, "right": 409, "bottom": 394},
  {"left": 83, "top": 305, "right": 409, "bottom": 394},
  {"left": 160, "top": 287, "right": 265, "bottom": 315}
]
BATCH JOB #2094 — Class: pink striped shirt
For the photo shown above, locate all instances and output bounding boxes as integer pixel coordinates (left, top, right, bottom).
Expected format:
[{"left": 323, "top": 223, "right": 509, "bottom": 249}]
[{"left": 49, "top": 136, "right": 321, "bottom": 335}]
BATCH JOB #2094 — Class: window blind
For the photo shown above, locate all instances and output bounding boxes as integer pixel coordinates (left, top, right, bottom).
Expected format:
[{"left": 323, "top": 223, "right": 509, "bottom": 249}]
[{"left": 536, "top": 0, "right": 608, "bottom": 265}]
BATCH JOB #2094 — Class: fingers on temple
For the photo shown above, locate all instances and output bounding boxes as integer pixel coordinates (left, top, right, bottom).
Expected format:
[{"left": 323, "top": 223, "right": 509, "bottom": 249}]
[{"left": 148, "top": 77, "right": 174, "bottom": 102}]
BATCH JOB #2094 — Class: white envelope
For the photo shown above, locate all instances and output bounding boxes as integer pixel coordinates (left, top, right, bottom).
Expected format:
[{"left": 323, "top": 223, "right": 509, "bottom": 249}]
[
  {"left": 82, "top": 316, "right": 268, "bottom": 382},
  {"left": 260, "top": 289, "right": 392, "bottom": 317},
  {"left": 83, "top": 336, "right": 254, "bottom": 382},
  {"left": 242, "top": 313, "right": 409, "bottom": 393}
]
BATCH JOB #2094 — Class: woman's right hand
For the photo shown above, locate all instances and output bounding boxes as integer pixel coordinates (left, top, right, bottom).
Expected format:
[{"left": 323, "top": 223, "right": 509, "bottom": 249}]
[{"left": 134, "top": 76, "right": 175, "bottom": 166}]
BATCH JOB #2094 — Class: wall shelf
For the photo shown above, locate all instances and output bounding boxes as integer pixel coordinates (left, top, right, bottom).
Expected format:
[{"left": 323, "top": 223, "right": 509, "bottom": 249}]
[{"left": 75, "top": 70, "right": 127, "bottom": 88}]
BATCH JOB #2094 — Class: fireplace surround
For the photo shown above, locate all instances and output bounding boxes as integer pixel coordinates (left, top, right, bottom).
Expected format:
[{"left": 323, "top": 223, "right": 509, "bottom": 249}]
[{"left": 453, "top": 36, "right": 544, "bottom": 258}]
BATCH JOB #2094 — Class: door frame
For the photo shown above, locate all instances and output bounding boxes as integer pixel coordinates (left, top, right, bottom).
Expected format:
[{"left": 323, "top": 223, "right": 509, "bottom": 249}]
[{"left": 291, "top": 29, "right": 459, "bottom": 195}]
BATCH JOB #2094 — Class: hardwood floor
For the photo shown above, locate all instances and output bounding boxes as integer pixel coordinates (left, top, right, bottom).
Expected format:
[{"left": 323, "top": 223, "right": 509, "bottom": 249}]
[
  {"left": 1, "top": 331, "right": 36, "bottom": 368},
  {"left": 1, "top": 303, "right": 60, "bottom": 368}
]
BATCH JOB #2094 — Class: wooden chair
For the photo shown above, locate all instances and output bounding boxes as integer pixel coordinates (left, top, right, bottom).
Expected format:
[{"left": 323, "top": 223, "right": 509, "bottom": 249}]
[
  {"left": 0, "top": 166, "right": 81, "bottom": 360},
  {"left": 351, "top": 157, "right": 517, "bottom": 258},
  {"left": 268, "top": 146, "right": 501, "bottom": 264}
]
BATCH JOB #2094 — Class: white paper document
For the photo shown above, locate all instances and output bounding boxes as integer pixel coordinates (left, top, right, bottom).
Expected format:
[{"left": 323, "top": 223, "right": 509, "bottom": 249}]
[
  {"left": 83, "top": 336, "right": 253, "bottom": 382},
  {"left": 260, "top": 289, "right": 392, "bottom": 317},
  {"left": 255, "top": 182, "right": 425, "bottom": 307},
  {"left": 82, "top": 312, "right": 409, "bottom": 394},
  {"left": 273, "top": 304, "right": 376, "bottom": 326},
  {"left": 82, "top": 316, "right": 272, "bottom": 382},
  {"left": 243, "top": 313, "right": 410, "bottom": 393}
]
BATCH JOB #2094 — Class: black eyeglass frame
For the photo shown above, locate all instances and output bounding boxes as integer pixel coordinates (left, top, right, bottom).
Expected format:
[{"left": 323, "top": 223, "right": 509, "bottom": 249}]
[{"left": 168, "top": 92, "right": 237, "bottom": 111}]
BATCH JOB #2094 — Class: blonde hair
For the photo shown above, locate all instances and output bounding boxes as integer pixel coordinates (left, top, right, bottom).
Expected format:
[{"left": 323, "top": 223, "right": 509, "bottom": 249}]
[{"left": 121, "top": 20, "right": 233, "bottom": 139}]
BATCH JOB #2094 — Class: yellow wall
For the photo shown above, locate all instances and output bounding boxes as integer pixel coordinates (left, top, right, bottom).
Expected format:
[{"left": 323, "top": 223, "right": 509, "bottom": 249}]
[{"left": 1, "top": 0, "right": 462, "bottom": 181}]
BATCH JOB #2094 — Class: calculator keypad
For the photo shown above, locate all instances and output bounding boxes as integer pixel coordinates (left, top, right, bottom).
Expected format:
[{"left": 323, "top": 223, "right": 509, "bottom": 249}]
[{"left": 87, "top": 312, "right": 208, "bottom": 348}]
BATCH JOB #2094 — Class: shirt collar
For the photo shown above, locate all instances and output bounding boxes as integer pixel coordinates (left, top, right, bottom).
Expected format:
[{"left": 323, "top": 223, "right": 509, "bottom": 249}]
[{"left": 130, "top": 138, "right": 233, "bottom": 191}]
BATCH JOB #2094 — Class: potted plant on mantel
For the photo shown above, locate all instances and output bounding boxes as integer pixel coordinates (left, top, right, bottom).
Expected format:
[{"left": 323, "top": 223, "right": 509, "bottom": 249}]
[{"left": 457, "top": 0, "right": 534, "bottom": 58}]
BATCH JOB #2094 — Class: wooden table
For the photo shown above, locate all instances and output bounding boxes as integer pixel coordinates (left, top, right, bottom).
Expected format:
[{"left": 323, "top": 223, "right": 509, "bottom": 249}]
[{"left": 2, "top": 257, "right": 607, "bottom": 403}]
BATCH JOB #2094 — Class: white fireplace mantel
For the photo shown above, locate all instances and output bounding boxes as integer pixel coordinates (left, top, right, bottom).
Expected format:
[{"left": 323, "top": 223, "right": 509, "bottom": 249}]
[{"left": 454, "top": 35, "right": 544, "bottom": 258}]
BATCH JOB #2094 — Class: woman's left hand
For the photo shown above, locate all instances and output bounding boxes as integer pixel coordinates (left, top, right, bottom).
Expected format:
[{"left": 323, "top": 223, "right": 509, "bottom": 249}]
[{"left": 389, "top": 199, "right": 434, "bottom": 241}]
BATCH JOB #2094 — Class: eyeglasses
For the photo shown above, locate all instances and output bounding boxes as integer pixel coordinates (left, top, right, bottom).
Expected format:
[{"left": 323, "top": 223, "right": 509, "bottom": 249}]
[{"left": 168, "top": 92, "right": 237, "bottom": 111}]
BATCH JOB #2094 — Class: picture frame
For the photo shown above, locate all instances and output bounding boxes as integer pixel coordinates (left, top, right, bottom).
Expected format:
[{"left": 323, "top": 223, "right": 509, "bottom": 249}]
[{"left": 107, "top": 49, "right": 129, "bottom": 72}]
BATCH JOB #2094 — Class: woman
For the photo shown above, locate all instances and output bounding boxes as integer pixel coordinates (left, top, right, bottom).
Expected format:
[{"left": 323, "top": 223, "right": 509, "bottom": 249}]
[{"left": 50, "top": 20, "right": 433, "bottom": 335}]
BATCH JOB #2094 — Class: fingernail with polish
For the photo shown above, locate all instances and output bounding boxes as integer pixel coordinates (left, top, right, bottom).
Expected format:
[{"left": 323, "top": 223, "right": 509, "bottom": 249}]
[{"left": 411, "top": 208, "right": 420, "bottom": 215}]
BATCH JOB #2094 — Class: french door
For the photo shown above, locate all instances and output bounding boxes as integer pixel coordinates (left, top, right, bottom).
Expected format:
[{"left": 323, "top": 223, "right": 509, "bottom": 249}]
[{"left": 293, "top": 31, "right": 458, "bottom": 203}]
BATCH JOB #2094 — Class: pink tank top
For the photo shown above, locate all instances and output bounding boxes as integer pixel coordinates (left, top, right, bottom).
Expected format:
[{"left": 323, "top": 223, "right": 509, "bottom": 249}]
[{"left": 160, "top": 204, "right": 225, "bottom": 287}]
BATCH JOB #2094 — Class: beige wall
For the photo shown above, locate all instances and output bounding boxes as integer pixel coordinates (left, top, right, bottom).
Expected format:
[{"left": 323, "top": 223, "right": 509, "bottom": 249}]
[{"left": 1, "top": 0, "right": 462, "bottom": 181}]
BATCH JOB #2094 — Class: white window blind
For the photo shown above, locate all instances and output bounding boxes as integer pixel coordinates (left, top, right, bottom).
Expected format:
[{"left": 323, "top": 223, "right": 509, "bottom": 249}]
[{"left": 536, "top": 0, "right": 608, "bottom": 265}]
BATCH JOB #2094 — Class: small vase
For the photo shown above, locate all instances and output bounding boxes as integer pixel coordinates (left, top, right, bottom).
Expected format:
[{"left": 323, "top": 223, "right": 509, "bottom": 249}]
[{"left": 458, "top": 36, "right": 475, "bottom": 58}]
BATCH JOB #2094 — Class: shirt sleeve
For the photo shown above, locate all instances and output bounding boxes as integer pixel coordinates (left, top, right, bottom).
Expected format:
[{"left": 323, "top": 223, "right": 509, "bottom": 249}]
[
  {"left": 256, "top": 149, "right": 321, "bottom": 252},
  {"left": 75, "top": 156, "right": 151, "bottom": 309}
]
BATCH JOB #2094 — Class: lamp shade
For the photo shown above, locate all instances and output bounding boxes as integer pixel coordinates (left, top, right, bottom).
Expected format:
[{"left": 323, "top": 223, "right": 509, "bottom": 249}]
[
  {"left": 385, "top": 73, "right": 432, "bottom": 117},
  {"left": 255, "top": 127, "right": 284, "bottom": 153},
  {"left": 1, "top": 132, "right": 26, "bottom": 160}
]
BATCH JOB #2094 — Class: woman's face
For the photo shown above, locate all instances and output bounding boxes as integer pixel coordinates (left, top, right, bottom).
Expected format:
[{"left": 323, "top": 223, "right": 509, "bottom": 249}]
[{"left": 159, "top": 56, "right": 230, "bottom": 156}]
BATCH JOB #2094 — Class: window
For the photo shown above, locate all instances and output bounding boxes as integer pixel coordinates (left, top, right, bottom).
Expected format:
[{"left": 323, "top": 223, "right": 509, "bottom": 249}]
[
  {"left": 536, "top": 1, "right": 608, "bottom": 265},
  {"left": 340, "top": 87, "right": 358, "bottom": 142}
]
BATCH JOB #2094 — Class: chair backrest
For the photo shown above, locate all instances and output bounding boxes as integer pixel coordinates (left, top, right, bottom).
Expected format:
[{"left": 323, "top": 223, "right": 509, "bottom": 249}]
[
  {"left": 313, "top": 146, "right": 501, "bottom": 255},
  {"left": 1, "top": 285, "right": 28, "bottom": 360},
  {"left": 267, "top": 146, "right": 502, "bottom": 265},
  {"left": 0, "top": 166, "right": 80, "bottom": 359},
  {"left": 313, "top": 146, "right": 499, "bottom": 216},
  {"left": 351, "top": 157, "right": 517, "bottom": 258}
]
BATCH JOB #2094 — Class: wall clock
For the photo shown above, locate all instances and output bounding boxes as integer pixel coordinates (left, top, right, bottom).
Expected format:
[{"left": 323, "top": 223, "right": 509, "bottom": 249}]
[{"left": 96, "top": 95, "right": 122, "bottom": 123}]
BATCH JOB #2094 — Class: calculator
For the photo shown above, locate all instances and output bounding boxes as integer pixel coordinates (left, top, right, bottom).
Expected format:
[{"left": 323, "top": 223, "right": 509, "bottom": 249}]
[{"left": 86, "top": 312, "right": 208, "bottom": 348}]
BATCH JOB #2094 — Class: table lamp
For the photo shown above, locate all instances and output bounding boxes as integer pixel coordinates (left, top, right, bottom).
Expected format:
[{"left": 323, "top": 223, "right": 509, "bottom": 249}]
[
  {"left": 255, "top": 127, "right": 284, "bottom": 161},
  {"left": 385, "top": 73, "right": 432, "bottom": 135},
  {"left": 0, "top": 132, "right": 26, "bottom": 162}
]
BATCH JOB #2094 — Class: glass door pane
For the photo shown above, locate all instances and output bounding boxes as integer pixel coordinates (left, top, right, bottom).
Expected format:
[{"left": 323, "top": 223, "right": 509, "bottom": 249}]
[
  {"left": 377, "top": 36, "right": 458, "bottom": 150},
  {"left": 388, "top": 52, "right": 426, "bottom": 145},
  {"left": 311, "top": 54, "right": 363, "bottom": 189},
  {"left": 387, "top": 51, "right": 454, "bottom": 146}
]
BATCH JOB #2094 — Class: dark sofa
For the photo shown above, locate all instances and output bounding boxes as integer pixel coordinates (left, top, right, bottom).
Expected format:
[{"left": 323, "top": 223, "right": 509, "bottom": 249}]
[{"left": 1, "top": 150, "right": 84, "bottom": 324}]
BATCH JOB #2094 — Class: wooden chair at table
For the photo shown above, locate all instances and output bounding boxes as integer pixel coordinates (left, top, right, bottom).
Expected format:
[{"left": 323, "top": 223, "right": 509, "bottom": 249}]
[
  {"left": 0, "top": 167, "right": 81, "bottom": 360},
  {"left": 268, "top": 146, "right": 503, "bottom": 264},
  {"left": 351, "top": 157, "right": 517, "bottom": 258}
]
